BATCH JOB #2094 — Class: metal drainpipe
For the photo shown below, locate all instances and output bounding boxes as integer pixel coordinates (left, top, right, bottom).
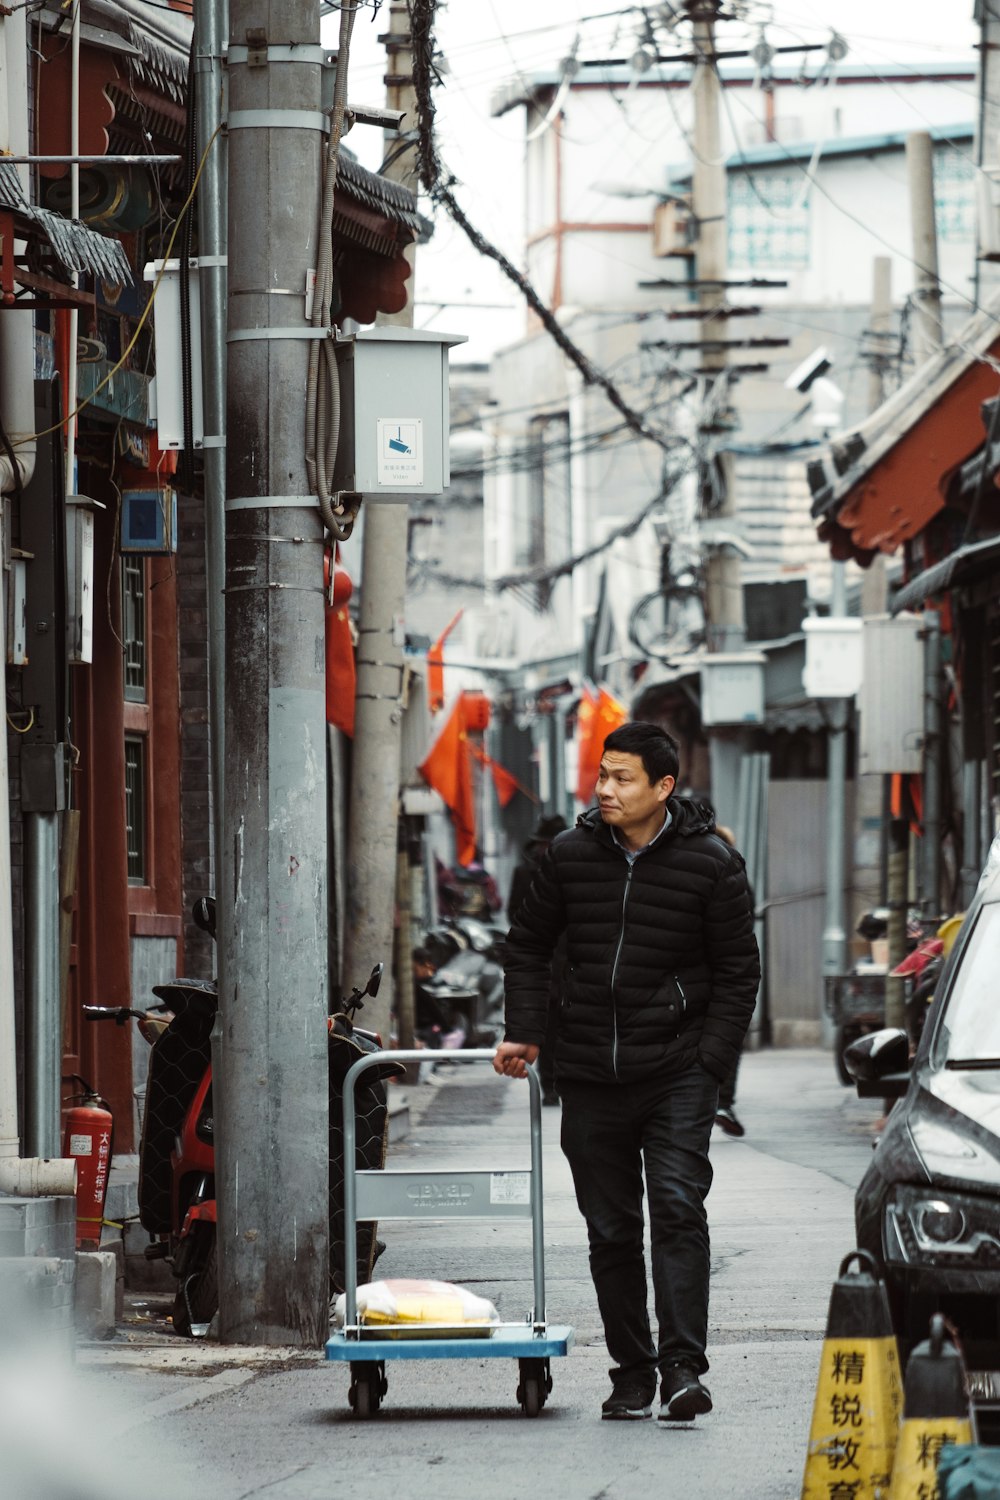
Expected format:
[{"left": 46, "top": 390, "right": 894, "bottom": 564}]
[{"left": 0, "top": 10, "right": 73, "bottom": 1194}]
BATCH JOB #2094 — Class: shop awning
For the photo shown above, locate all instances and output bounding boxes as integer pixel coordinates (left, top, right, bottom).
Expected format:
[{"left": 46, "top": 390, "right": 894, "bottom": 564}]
[
  {"left": 807, "top": 294, "right": 1000, "bottom": 564},
  {"left": 890, "top": 533, "right": 1000, "bottom": 614}
]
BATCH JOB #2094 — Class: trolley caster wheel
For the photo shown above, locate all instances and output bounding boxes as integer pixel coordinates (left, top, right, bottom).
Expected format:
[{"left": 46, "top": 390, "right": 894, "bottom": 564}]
[
  {"left": 517, "top": 1357, "right": 552, "bottom": 1417},
  {"left": 348, "top": 1363, "right": 386, "bottom": 1418}
]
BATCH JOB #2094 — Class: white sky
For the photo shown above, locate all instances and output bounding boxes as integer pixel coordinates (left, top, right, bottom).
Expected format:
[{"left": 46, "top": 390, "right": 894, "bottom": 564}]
[{"left": 326, "top": 1, "right": 981, "bottom": 361}]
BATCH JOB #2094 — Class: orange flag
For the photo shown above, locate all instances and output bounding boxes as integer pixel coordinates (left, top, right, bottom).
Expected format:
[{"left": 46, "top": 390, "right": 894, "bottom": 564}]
[
  {"left": 419, "top": 696, "right": 477, "bottom": 865},
  {"left": 427, "top": 609, "right": 464, "bottom": 714},
  {"left": 575, "top": 685, "right": 628, "bottom": 803},
  {"left": 325, "top": 549, "right": 355, "bottom": 737}
]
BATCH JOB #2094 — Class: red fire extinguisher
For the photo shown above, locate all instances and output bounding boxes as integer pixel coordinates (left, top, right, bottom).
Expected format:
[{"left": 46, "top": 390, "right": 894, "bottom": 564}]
[{"left": 62, "top": 1075, "right": 114, "bottom": 1251}]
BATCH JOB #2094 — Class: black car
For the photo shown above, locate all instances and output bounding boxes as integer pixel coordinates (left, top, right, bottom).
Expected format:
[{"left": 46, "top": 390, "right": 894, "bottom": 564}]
[{"left": 848, "top": 846, "right": 1000, "bottom": 1378}]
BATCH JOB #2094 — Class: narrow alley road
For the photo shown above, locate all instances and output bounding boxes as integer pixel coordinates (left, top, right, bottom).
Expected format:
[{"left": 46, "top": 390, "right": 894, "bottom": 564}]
[{"left": 63, "top": 1049, "right": 879, "bottom": 1500}]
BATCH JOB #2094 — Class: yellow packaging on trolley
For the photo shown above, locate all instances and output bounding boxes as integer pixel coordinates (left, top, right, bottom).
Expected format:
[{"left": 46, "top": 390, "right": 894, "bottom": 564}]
[{"left": 334, "top": 1278, "right": 501, "bottom": 1339}]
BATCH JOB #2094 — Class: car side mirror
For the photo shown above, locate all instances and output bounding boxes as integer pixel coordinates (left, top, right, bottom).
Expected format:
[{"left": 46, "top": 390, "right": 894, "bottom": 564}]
[
  {"left": 844, "top": 1027, "right": 910, "bottom": 1087},
  {"left": 366, "top": 963, "right": 383, "bottom": 999}
]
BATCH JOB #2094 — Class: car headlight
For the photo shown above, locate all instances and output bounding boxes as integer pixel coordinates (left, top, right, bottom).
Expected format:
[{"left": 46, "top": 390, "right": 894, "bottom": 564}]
[{"left": 886, "top": 1184, "right": 1000, "bottom": 1267}]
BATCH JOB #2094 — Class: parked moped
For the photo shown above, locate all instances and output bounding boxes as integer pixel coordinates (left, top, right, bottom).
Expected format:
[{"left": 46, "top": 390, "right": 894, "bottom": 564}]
[{"left": 85, "top": 898, "right": 393, "bottom": 1335}]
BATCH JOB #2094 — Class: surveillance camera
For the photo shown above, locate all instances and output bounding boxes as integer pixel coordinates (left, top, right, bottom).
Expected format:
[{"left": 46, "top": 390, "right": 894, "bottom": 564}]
[{"left": 784, "top": 346, "right": 833, "bottom": 395}]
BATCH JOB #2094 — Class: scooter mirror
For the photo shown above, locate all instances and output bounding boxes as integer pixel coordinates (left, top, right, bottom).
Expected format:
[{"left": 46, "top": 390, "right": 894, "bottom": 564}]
[{"left": 367, "top": 962, "right": 384, "bottom": 998}]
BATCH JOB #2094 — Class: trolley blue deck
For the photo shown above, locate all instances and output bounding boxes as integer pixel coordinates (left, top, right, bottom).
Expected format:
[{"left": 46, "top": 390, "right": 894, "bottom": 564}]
[{"left": 326, "top": 1324, "right": 574, "bottom": 1363}]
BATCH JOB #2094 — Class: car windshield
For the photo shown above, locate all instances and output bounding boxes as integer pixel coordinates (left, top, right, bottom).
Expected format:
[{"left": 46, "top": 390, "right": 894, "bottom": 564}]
[{"left": 932, "top": 903, "right": 1000, "bottom": 1067}]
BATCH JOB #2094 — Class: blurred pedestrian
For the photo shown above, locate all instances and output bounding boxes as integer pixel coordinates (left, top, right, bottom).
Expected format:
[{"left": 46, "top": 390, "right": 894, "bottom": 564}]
[{"left": 712, "top": 825, "right": 756, "bottom": 1139}]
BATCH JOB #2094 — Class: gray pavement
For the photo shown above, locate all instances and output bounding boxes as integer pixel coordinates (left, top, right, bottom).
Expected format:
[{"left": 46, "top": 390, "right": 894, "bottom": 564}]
[{"left": 16, "top": 1048, "right": 881, "bottom": 1500}]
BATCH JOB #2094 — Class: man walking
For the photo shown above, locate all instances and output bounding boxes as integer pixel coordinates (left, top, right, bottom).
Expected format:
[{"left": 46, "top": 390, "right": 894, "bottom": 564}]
[{"left": 494, "top": 722, "right": 759, "bottom": 1423}]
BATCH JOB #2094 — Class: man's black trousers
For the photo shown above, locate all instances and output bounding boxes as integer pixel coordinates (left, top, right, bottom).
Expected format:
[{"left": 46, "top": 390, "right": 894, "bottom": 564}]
[{"left": 560, "top": 1061, "right": 719, "bottom": 1385}]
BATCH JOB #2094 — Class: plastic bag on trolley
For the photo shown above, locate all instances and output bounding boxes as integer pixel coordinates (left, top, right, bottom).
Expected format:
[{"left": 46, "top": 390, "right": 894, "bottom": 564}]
[{"left": 332, "top": 1277, "right": 501, "bottom": 1339}]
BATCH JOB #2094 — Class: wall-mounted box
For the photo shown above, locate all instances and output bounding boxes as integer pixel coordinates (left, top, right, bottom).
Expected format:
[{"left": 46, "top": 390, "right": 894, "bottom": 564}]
[
  {"left": 699, "top": 652, "right": 766, "bottom": 726},
  {"left": 332, "top": 328, "right": 467, "bottom": 498},
  {"left": 859, "top": 613, "right": 924, "bottom": 774},
  {"left": 121, "top": 488, "right": 177, "bottom": 554},
  {"left": 66, "top": 495, "right": 101, "bottom": 665},
  {"left": 802, "top": 616, "right": 862, "bottom": 699},
  {"left": 6, "top": 554, "right": 28, "bottom": 665},
  {"left": 143, "top": 258, "right": 204, "bottom": 449}
]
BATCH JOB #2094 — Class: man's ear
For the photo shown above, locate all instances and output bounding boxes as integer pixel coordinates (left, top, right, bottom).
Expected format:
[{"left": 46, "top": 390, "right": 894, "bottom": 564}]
[{"left": 658, "top": 775, "right": 676, "bottom": 803}]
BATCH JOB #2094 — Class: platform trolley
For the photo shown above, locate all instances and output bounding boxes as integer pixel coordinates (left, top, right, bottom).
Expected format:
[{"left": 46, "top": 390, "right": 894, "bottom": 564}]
[{"left": 325, "top": 1048, "right": 574, "bottom": 1418}]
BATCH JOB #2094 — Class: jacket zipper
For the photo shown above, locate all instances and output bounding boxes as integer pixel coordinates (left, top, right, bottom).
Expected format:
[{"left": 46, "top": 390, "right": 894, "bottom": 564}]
[
  {"left": 610, "top": 863, "right": 634, "bottom": 1078},
  {"left": 675, "top": 976, "right": 687, "bottom": 1014}
]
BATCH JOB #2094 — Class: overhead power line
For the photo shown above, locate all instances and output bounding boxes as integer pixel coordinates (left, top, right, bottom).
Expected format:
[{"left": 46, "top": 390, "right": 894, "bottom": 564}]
[{"left": 408, "top": 0, "right": 692, "bottom": 462}]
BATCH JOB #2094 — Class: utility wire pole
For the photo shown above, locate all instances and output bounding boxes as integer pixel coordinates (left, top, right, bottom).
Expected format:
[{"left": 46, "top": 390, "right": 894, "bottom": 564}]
[
  {"left": 342, "top": 0, "right": 417, "bottom": 1048},
  {"left": 689, "top": 0, "right": 744, "bottom": 655},
  {"left": 906, "top": 131, "right": 944, "bottom": 363},
  {"left": 218, "top": 0, "right": 330, "bottom": 1346},
  {"left": 974, "top": 0, "right": 1000, "bottom": 304}
]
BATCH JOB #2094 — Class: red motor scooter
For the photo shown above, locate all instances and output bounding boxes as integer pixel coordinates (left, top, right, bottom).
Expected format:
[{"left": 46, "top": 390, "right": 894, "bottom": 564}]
[
  {"left": 86, "top": 898, "right": 393, "bottom": 1337},
  {"left": 85, "top": 897, "right": 220, "bottom": 1336}
]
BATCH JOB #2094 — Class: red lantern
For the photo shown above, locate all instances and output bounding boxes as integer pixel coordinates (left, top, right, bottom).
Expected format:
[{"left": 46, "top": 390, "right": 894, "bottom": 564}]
[{"left": 462, "top": 691, "right": 491, "bottom": 732}]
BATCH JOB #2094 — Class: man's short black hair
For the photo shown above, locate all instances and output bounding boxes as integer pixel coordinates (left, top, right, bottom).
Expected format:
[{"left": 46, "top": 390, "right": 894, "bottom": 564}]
[{"left": 603, "top": 721, "right": 680, "bottom": 784}]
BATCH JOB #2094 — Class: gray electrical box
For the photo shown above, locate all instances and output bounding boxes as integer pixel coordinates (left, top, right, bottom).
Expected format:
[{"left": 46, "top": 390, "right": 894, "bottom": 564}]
[
  {"left": 332, "top": 328, "right": 466, "bottom": 498},
  {"left": 859, "top": 613, "right": 924, "bottom": 773}
]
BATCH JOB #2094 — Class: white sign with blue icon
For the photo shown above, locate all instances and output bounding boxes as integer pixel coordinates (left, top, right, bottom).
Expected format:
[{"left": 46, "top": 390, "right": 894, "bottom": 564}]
[{"left": 376, "top": 417, "right": 424, "bottom": 488}]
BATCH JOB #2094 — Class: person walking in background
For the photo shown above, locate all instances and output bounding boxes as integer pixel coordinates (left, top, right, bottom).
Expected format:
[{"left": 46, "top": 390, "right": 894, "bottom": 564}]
[
  {"left": 507, "top": 814, "right": 568, "bottom": 1106},
  {"left": 495, "top": 722, "right": 759, "bottom": 1424},
  {"left": 712, "top": 825, "right": 756, "bottom": 1139}
]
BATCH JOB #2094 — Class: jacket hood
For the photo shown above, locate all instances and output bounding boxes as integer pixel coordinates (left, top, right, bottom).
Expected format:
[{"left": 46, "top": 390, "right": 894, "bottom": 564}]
[{"left": 576, "top": 796, "right": 716, "bottom": 841}]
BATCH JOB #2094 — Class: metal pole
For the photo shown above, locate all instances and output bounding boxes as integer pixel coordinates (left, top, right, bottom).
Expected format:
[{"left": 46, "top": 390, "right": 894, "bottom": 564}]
[
  {"left": 341, "top": 0, "right": 418, "bottom": 1044},
  {"left": 922, "top": 610, "right": 942, "bottom": 915},
  {"left": 23, "top": 816, "right": 60, "bottom": 1158},
  {"left": 906, "top": 131, "right": 944, "bottom": 363},
  {"left": 820, "top": 564, "right": 849, "bottom": 1046},
  {"left": 65, "top": 3, "right": 80, "bottom": 498},
  {"left": 218, "top": 0, "right": 329, "bottom": 1346},
  {"left": 193, "top": 0, "right": 227, "bottom": 898},
  {"left": 0, "top": 0, "right": 35, "bottom": 1162},
  {"left": 885, "top": 819, "right": 909, "bottom": 1031}
]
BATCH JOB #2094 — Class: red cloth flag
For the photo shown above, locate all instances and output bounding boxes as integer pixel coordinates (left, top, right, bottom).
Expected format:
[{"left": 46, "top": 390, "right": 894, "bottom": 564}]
[
  {"left": 419, "top": 695, "right": 477, "bottom": 865},
  {"left": 427, "top": 609, "right": 464, "bottom": 714},
  {"left": 575, "top": 685, "right": 628, "bottom": 804}
]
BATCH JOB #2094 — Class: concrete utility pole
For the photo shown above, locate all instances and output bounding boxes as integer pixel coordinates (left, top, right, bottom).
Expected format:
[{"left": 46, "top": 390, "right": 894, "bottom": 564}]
[
  {"left": 193, "top": 0, "right": 227, "bottom": 896},
  {"left": 974, "top": 0, "right": 1000, "bottom": 304},
  {"left": 906, "top": 131, "right": 944, "bottom": 363},
  {"left": 342, "top": 0, "right": 418, "bottom": 1047},
  {"left": 689, "top": 0, "right": 744, "bottom": 653},
  {"left": 218, "top": 0, "right": 330, "bottom": 1345}
]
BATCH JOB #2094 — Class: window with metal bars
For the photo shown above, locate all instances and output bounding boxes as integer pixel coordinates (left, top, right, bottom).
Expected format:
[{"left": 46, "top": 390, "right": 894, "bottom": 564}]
[
  {"left": 122, "top": 556, "right": 147, "bottom": 703},
  {"left": 124, "top": 735, "right": 147, "bottom": 885}
]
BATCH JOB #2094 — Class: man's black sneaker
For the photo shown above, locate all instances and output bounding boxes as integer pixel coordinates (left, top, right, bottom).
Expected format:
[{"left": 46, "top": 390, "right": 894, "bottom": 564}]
[
  {"left": 658, "top": 1367, "right": 713, "bottom": 1422},
  {"left": 601, "top": 1382, "right": 655, "bottom": 1420},
  {"left": 714, "top": 1106, "right": 745, "bottom": 1138}
]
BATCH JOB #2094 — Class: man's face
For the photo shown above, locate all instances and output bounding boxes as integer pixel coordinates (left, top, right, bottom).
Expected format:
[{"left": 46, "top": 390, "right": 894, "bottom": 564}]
[{"left": 596, "top": 750, "right": 675, "bottom": 829}]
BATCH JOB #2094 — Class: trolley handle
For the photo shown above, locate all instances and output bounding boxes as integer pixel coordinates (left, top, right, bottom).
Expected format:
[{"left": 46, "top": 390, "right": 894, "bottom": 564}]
[{"left": 339, "top": 1049, "right": 546, "bottom": 1337}]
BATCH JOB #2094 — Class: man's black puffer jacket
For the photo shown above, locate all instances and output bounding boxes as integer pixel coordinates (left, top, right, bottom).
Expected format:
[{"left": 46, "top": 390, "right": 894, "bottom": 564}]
[{"left": 503, "top": 798, "right": 760, "bottom": 1085}]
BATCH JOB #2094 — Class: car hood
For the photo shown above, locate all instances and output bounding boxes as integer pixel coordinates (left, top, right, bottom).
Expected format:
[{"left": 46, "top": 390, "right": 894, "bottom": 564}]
[{"left": 909, "top": 1067, "right": 1000, "bottom": 1191}]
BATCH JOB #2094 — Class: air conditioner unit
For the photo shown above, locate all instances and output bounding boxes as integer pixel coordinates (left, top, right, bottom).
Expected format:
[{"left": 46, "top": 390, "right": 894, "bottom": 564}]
[{"left": 121, "top": 487, "right": 177, "bottom": 554}]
